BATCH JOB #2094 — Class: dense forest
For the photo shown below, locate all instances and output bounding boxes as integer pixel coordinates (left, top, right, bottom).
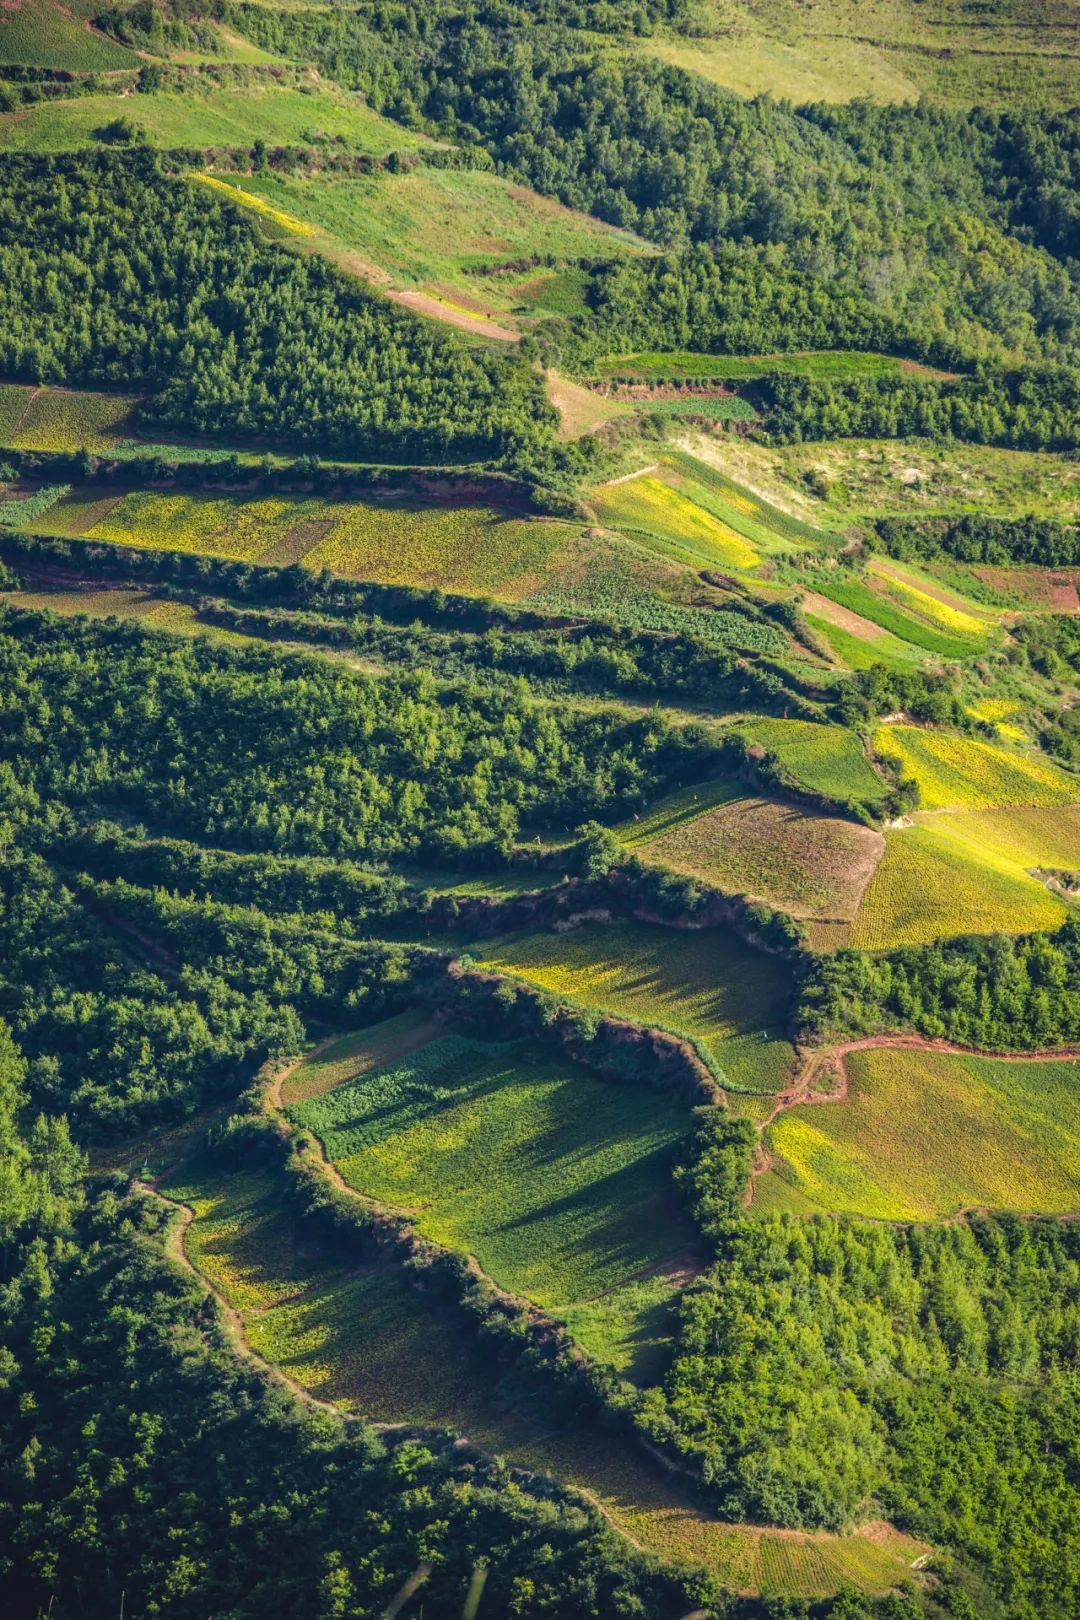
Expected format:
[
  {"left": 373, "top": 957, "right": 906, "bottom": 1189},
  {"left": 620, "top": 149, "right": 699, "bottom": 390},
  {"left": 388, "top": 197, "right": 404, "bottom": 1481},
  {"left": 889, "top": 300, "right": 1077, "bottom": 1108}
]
[
  {"left": 662, "top": 1214, "right": 1080, "bottom": 1616},
  {"left": 0, "top": 151, "right": 552, "bottom": 463},
  {"left": 225, "top": 2, "right": 1080, "bottom": 366},
  {"left": 800, "top": 921, "right": 1080, "bottom": 1050}
]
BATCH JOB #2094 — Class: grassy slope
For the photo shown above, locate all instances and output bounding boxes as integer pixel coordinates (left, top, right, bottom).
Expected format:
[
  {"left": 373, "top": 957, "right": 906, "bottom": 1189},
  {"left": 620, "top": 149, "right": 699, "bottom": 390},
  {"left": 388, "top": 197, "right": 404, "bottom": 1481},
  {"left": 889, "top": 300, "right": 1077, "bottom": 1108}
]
[
  {"left": 644, "top": 0, "right": 1080, "bottom": 110},
  {"left": 762, "top": 1047, "right": 1080, "bottom": 1220},
  {"left": 199, "top": 167, "right": 652, "bottom": 323},
  {"left": 0, "top": 81, "right": 426, "bottom": 154},
  {"left": 477, "top": 921, "right": 798, "bottom": 1094}
]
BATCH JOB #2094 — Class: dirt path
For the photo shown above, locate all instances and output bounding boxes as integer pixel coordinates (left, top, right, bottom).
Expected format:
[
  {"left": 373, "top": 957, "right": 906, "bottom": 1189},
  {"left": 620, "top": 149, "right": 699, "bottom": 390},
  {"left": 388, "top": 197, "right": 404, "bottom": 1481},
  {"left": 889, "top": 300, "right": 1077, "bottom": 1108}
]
[
  {"left": 135, "top": 1179, "right": 375, "bottom": 1423},
  {"left": 594, "top": 462, "right": 659, "bottom": 488},
  {"left": 392, "top": 287, "right": 519, "bottom": 342},
  {"left": 760, "top": 1032, "right": 1080, "bottom": 1132},
  {"left": 9, "top": 385, "right": 41, "bottom": 439}
]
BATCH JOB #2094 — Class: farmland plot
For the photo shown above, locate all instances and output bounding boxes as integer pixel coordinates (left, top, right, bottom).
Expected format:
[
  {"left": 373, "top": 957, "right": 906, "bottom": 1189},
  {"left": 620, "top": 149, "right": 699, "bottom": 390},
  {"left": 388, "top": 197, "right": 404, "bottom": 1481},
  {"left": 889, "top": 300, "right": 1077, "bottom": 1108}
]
[
  {"left": 762, "top": 1047, "right": 1080, "bottom": 1220},
  {"left": 851, "top": 805, "right": 1080, "bottom": 948},
  {"left": 477, "top": 921, "right": 798, "bottom": 1094},
  {"left": 635, "top": 795, "right": 884, "bottom": 921},
  {"left": 873, "top": 724, "right": 1080, "bottom": 810},
  {"left": 288, "top": 1032, "right": 700, "bottom": 1371},
  {"left": 735, "top": 716, "right": 889, "bottom": 804}
]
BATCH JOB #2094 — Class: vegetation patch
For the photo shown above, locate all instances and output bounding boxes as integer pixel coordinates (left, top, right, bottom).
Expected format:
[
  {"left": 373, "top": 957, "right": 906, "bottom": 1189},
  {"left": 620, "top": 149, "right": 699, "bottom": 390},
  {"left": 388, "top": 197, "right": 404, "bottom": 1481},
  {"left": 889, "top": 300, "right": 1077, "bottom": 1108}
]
[
  {"left": 476, "top": 921, "right": 798, "bottom": 1094},
  {"left": 763, "top": 1046, "right": 1080, "bottom": 1220},
  {"left": 735, "top": 717, "right": 889, "bottom": 804},
  {"left": 850, "top": 807, "right": 1080, "bottom": 949},
  {"left": 280, "top": 1013, "right": 440, "bottom": 1107},
  {"left": 0, "top": 83, "right": 426, "bottom": 154},
  {"left": 2, "top": 386, "right": 139, "bottom": 452}
]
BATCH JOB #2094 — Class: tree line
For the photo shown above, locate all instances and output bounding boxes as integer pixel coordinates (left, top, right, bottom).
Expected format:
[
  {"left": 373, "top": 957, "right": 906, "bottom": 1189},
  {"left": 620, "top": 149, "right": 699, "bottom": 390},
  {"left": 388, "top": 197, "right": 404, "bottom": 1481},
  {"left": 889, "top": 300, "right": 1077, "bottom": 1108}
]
[{"left": 0, "top": 150, "right": 554, "bottom": 464}]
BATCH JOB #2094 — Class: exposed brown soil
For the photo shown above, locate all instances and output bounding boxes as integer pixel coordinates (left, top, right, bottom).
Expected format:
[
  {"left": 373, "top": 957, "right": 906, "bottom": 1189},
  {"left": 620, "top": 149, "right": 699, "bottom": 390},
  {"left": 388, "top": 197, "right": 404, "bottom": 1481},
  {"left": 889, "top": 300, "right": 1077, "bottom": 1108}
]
[
  {"left": 391, "top": 286, "right": 519, "bottom": 341},
  {"left": 799, "top": 588, "right": 886, "bottom": 640},
  {"left": 974, "top": 565, "right": 1080, "bottom": 613}
]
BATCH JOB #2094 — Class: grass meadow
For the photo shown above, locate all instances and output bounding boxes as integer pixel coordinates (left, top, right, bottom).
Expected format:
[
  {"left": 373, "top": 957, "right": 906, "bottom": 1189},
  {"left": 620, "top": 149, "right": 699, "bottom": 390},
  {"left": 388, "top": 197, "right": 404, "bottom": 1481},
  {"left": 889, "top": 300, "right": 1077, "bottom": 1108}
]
[
  {"left": 762, "top": 1047, "right": 1080, "bottom": 1220},
  {"left": 477, "top": 921, "right": 798, "bottom": 1094},
  {"left": 0, "top": 0, "right": 136, "bottom": 70},
  {"left": 0, "top": 81, "right": 426, "bottom": 154}
]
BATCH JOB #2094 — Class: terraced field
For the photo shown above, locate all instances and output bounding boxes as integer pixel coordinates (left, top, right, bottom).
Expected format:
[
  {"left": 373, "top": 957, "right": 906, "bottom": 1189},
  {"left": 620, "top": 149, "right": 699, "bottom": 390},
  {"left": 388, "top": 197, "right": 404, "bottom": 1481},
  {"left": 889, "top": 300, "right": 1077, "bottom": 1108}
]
[
  {"left": 760, "top": 1046, "right": 1080, "bottom": 1221},
  {"left": 873, "top": 724, "right": 1080, "bottom": 811},
  {"left": 288, "top": 1031, "right": 699, "bottom": 1371},
  {"left": 18, "top": 482, "right": 578, "bottom": 595},
  {"left": 591, "top": 351, "right": 926, "bottom": 382},
  {"left": 634, "top": 795, "right": 885, "bottom": 921},
  {"left": 592, "top": 473, "right": 761, "bottom": 572},
  {"left": 850, "top": 806, "right": 1080, "bottom": 949},
  {"left": 735, "top": 717, "right": 890, "bottom": 805},
  {"left": 477, "top": 921, "right": 798, "bottom": 1094},
  {"left": 302, "top": 498, "right": 574, "bottom": 598},
  {"left": 162, "top": 1149, "right": 923, "bottom": 1595},
  {"left": 158, "top": 1157, "right": 541, "bottom": 1439}
]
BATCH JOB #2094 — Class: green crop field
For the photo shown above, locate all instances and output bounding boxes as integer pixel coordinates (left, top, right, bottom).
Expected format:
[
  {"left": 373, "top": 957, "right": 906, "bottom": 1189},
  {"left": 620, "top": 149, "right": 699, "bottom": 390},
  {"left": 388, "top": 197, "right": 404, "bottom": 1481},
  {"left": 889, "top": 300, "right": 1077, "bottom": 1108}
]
[
  {"left": 158, "top": 1157, "right": 542, "bottom": 1439},
  {"left": 0, "top": 386, "right": 139, "bottom": 452},
  {"left": 873, "top": 724, "right": 1080, "bottom": 811},
  {"left": 299, "top": 1048, "right": 696, "bottom": 1321},
  {"left": 660, "top": 448, "right": 832, "bottom": 549},
  {"left": 0, "top": 82, "right": 426, "bottom": 155},
  {"left": 635, "top": 795, "right": 885, "bottom": 922},
  {"left": 811, "top": 574, "right": 984, "bottom": 659},
  {"left": 805, "top": 610, "right": 927, "bottom": 673},
  {"left": 0, "top": 0, "right": 136, "bottom": 70},
  {"left": 735, "top": 717, "right": 890, "bottom": 804},
  {"left": 850, "top": 806, "right": 1080, "bottom": 949},
  {"left": 762, "top": 1047, "right": 1080, "bottom": 1221},
  {"left": 477, "top": 921, "right": 798, "bottom": 1094},
  {"left": 288, "top": 1032, "right": 700, "bottom": 1370}
]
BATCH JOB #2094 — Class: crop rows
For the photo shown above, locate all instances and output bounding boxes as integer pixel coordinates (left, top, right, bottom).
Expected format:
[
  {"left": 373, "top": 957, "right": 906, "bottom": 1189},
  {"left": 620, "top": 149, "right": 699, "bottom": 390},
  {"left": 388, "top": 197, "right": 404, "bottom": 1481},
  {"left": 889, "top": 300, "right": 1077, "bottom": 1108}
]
[
  {"left": 593, "top": 474, "right": 761, "bottom": 571},
  {"left": 873, "top": 723, "right": 1079, "bottom": 810},
  {"left": 290, "top": 1033, "right": 697, "bottom": 1318}
]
